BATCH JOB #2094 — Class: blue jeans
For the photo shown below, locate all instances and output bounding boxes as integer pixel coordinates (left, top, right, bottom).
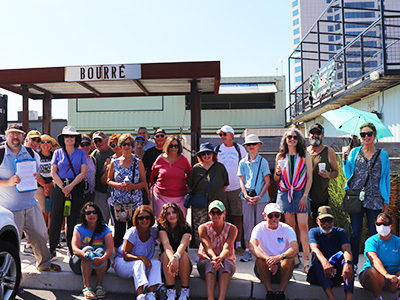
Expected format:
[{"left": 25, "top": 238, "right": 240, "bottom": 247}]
[
  {"left": 349, "top": 207, "right": 380, "bottom": 265},
  {"left": 307, "top": 251, "right": 354, "bottom": 291}
]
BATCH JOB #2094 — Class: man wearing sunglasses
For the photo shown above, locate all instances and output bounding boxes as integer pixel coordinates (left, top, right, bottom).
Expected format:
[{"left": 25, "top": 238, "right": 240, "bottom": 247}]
[
  {"left": 306, "top": 123, "right": 338, "bottom": 224},
  {"left": 215, "top": 125, "right": 247, "bottom": 255},
  {"left": 134, "top": 127, "right": 155, "bottom": 151},
  {"left": 142, "top": 128, "right": 167, "bottom": 186},
  {"left": 307, "top": 206, "right": 354, "bottom": 300},
  {"left": 249, "top": 203, "right": 298, "bottom": 300},
  {"left": 91, "top": 131, "right": 114, "bottom": 223}
]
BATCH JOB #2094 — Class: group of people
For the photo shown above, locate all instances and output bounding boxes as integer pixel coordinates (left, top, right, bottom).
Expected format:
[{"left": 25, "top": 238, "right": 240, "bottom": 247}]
[{"left": 0, "top": 120, "right": 397, "bottom": 300}]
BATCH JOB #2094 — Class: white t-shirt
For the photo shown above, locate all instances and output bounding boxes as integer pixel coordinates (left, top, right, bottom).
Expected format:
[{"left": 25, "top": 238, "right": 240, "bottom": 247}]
[
  {"left": 216, "top": 143, "right": 247, "bottom": 191},
  {"left": 251, "top": 221, "right": 297, "bottom": 257}
]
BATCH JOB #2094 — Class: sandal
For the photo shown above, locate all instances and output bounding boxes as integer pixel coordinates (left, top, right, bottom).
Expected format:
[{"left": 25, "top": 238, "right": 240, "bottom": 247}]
[
  {"left": 95, "top": 286, "right": 106, "bottom": 298},
  {"left": 82, "top": 287, "right": 97, "bottom": 299},
  {"left": 304, "top": 258, "right": 310, "bottom": 273}
]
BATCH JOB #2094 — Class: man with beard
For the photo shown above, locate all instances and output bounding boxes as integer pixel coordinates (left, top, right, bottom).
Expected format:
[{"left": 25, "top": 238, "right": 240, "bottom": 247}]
[
  {"left": 0, "top": 124, "right": 61, "bottom": 272},
  {"left": 307, "top": 206, "right": 354, "bottom": 300},
  {"left": 307, "top": 123, "right": 338, "bottom": 223}
]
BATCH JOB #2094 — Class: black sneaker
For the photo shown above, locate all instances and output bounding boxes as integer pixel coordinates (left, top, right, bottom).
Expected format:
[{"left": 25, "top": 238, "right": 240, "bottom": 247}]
[
  {"left": 265, "top": 291, "right": 275, "bottom": 300},
  {"left": 275, "top": 291, "right": 286, "bottom": 300},
  {"left": 50, "top": 249, "right": 56, "bottom": 259}
]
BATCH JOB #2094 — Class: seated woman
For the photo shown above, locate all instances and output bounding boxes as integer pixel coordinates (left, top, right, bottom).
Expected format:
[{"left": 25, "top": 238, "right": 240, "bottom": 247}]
[
  {"left": 70, "top": 202, "right": 114, "bottom": 300},
  {"left": 197, "top": 200, "right": 238, "bottom": 300},
  {"left": 359, "top": 213, "right": 400, "bottom": 300},
  {"left": 114, "top": 205, "right": 162, "bottom": 300},
  {"left": 158, "top": 202, "right": 192, "bottom": 300}
]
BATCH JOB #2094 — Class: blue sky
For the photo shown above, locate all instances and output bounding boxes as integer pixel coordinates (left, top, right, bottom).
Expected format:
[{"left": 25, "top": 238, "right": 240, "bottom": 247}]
[{"left": 0, "top": 0, "right": 292, "bottom": 120}]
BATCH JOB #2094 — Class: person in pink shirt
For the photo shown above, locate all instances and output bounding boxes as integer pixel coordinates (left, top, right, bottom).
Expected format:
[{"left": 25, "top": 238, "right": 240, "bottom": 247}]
[{"left": 151, "top": 136, "right": 192, "bottom": 218}]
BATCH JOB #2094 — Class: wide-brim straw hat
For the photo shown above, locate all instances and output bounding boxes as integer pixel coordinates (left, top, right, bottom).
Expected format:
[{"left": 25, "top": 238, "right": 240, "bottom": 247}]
[
  {"left": 242, "top": 134, "right": 263, "bottom": 146},
  {"left": 57, "top": 126, "right": 82, "bottom": 148}
]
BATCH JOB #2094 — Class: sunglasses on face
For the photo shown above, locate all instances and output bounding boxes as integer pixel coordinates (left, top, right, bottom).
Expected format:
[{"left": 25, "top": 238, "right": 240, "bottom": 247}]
[
  {"left": 267, "top": 213, "right": 281, "bottom": 219},
  {"left": 121, "top": 142, "right": 133, "bottom": 147},
  {"left": 210, "top": 210, "right": 223, "bottom": 216},
  {"left": 155, "top": 134, "right": 165, "bottom": 138},
  {"left": 94, "top": 139, "right": 102, "bottom": 144},
  {"left": 360, "top": 131, "right": 374, "bottom": 138},
  {"left": 376, "top": 221, "right": 391, "bottom": 226},
  {"left": 41, "top": 140, "right": 52, "bottom": 144},
  {"left": 137, "top": 215, "right": 152, "bottom": 221},
  {"left": 136, "top": 139, "right": 145, "bottom": 143},
  {"left": 85, "top": 210, "right": 98, "bottom": 216},
  {"left": 169, "top": 144, "right": 179, "bottom": 149},
  {"left": 64, "top": 135, "right": 76, "bottom": 139},
  {"left": 110, "top": 143, "right": 117, "bottom": 148},
  {"left": 246, "top": 143, "right": 259, "bottom": 147},
  {"left": 319, "top": 217, "right": 334, "bottom": 224},
  {"left": 286, "top": 135, "right": 298, "bottom": 140},
  {"left": 31, "top": 137, "right": 41, "bottom": 142},
  {"left": 200, "top": 151, "right": 213, "bottom": 157},
  {"left": 80, "top": 143, "right": 90, "bottom": 147},
  {"left": 219, "top": 133, "right": 228, "bottom": 137},
  {"left": 310, "top": 131, "right": 321, "bottom": 136}
]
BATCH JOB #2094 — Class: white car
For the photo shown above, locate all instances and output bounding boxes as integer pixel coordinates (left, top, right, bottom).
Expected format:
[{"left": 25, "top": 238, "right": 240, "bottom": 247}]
[{"left": 0, "top": 205, "right": 21, "bottom": 300}]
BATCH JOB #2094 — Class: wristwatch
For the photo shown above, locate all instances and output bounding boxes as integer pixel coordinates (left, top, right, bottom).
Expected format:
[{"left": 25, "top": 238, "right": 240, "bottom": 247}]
[
  {"left": 281, "top": 253, "right": 286, "bottom": 260},
  {"left": 345, "top": 260, "right": 352, "bottom": 265}
]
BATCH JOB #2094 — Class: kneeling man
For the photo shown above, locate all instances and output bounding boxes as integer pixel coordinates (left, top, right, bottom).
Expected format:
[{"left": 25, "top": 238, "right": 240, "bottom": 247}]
[
  {"left": 249, "top": 203, "right": 298, "bottom": 300},
  {"left": 307, "top": 206, "right": 354, "bottom": 300}
]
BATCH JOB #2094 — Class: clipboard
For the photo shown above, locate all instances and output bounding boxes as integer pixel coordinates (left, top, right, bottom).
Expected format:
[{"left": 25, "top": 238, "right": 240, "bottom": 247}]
[{"left": 15, "top": 158, "right": 38, "bottom": 193}]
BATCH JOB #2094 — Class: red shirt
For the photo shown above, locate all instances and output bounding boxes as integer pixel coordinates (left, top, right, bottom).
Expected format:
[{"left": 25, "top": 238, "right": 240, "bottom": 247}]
[{"left": 152, "top": 155, "right": 192, "bottom": 197}]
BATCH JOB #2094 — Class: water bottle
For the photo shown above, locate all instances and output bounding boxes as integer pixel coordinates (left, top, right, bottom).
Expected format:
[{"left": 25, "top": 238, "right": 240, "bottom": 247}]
[
  {"left": 64, "top": 196, "right": 71, "bottom": 217},
  {"left": 123, "top": 175, "right": 130, "bottom": 192},
  {"left": 359, "top": 189, "right": 365, "bottom": 202},
  {"left": 45, "top": 196, "right": 51, "bottom": 212}
]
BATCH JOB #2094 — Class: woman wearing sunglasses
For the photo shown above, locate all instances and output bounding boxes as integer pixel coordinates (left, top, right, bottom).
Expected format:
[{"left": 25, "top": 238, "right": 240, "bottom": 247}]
[
  {"left": 158, "top": 202, "right": 192, "bottom": 300},
  {"left": 79, "top": 135, "right": 96, "bottom": 203},
  {"left": 274, "top": 128, "right": 312, "bottom": 273},
  {"left": 50, "top": 126, "right": 87, "bottom": 257},
  {"left": 70, "top": 202, "right": 113, "bottom": 299},
  {"left": 114, "top": 205, "right": 162, "bottom": 300},
  {"left": 151, "top": 136, "right": 192, "bottom": 218},
  {"left": 198, "top": 200, "right": 238, "bottom": 300},
  {"left": 37, "top": 134, "right": 57, "bottom": 229},
  {"left": 188, "top": 142, "right": 229, "bottom": 247},
  {"left": 107, "top": 134, "right": 147, "bottom": 249},
  {"left": 342, "top": 122, "right": 390, "bottom": 268},
  {"left": 359, "top": 213, "right": 400, "bottom": 299}
]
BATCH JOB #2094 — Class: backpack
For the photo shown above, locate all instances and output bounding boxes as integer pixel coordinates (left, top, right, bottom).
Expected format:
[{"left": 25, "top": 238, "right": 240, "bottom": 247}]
[
  {"left": 215, "top": 142, "right": 242, "bottom": 164},
  {"left": 0, "top": 142, "right": 35, "bottom": 165}
]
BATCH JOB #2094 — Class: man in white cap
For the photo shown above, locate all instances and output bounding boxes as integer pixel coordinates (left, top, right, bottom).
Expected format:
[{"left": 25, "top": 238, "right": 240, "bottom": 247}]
[
  {"left": 0, "top": 124, "right": 61, "bottom": 272},
  {"left": 91, "top": 131, "right": 114, "bottom": 223},
  {"left": 249, "top": 203, "right": 298, "bottom": 300},
  {"left": 215, "top": 125, "right": 247, "bottom": 255}
]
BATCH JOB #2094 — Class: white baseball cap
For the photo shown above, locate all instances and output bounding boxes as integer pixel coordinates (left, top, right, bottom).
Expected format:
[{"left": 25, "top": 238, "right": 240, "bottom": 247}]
[
  {"left": 264, "top": 203, "right": 282, "bottom": 215},
  {"left": 217, "top": 125, "right": 234, "bottom": 135}
]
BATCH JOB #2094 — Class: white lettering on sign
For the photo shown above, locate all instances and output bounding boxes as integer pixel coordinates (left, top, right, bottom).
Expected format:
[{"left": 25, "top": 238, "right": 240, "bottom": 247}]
[{"left": 65, "top": 64, "right": 141, "bottom": 81}]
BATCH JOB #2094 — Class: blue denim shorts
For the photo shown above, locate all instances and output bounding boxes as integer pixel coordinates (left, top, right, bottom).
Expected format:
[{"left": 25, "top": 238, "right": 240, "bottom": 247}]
[{"left": 276, "top": 189, "right": 311, "bottom": 214}]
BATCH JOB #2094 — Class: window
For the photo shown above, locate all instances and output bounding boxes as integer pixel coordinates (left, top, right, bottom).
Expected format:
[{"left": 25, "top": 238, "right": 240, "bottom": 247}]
[
  {"left": 295, "top": 58, "right": 301, "bottom": 64},
  {"left": 293, "top": 9, "right": 299, "bottom": 17},
  {"left": 293, "top": 18, "right": 299, "bottom": 26},
  {"left": 335, "top": 24, "right": 341, "bottom": 30},
  {"left": 335, "top": 14, "right": 340, "bottom": 21},
  {"left": 365, "top": 61, "right": 378, "bottom": 68},
  {"left": 345, "top": 12, "right": 375, "bottom": 18},
  {"left": 345, "top": 2, "right": 375, "bottom": 8},
  {"left": 295, "top": 76, "right": 302, "bottom": 82},
  {"left": 328, "top": 26, "right": 334, "bottom": 32},
  {"left": 328, "top": 16, "right": 333, "bottom": 21},
  {"left": 293, "top": 28, "right": 299, "bottom": 35},
  {"left": 348, "top": 71, "right": 362, "bottom": 77},
  {"left": 295, "top": 66, "right": 302, "bottom": 73},
  {"left": 329, "top": 45, "right": 335, "bottom": 51},
  {"left": 292, "top": 0, "right": 298, "bottom": 7},
  {"left": 186, "top": 93, "right": 276, "bottom": 110},
  {"left": 328, "top": 36, "right": 334, "bottom": 41},
  {"left": 294, "top": 37, "right": 300, "bottom": 44}
]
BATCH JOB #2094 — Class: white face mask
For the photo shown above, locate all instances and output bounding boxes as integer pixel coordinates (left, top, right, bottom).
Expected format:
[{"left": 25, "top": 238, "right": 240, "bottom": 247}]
[
  {"left": 376, "top": 225, "right": 391, "bottom": 237},
  {"left": 321, "top": 227, "right": 333, "bottom": 235}
]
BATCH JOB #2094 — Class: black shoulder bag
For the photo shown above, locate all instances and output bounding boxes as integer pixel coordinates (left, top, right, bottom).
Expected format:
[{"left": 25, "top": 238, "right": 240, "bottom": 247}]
[
  {"left": 341, "top": 149, "right": 381, "bottom": 214},
  {"left": 184, "top": 162, "right": 217, "bottom": 208}
]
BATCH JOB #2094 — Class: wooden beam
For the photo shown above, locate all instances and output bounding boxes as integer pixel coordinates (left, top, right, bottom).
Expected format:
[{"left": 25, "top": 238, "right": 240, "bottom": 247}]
[
  {"left": 22, "top": 85, "right": 29, "bottom": 132},
  {"left": 78, "top": 82, "right": 102, "bottom": 96},
  {"left": 42, "top": 94, "right": 52, "bottom": 135},
  {"left": 28, "top": 84, "right": 53, "bottom": 96},
  {"left": 132, "top": 79, "right": 150, "bottom": 96},
  {"left": 190, "top": 79, "right": 201, "bottom": 165}
]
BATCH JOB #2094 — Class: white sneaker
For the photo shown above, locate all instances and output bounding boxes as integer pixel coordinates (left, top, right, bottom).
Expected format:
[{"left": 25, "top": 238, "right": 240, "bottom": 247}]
[
  {"left": 166, "top": 288, "right": 176, "bottom": 300},
  {"left": 178, "top": 288, "right": 190, "bottom": 300},
  {"left": 136, "top": 294, "right": 146, "bottom": 300},
  {"left": 145, "top": 291, "right": 157, "bottom": 300}
]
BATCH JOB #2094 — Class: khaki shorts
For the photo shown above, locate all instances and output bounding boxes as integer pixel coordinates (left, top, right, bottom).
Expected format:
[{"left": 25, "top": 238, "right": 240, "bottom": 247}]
[
  {"left": 223, "top": 189, "right": 243, "bottom": 216},
  {"left": 197, "top": 258, "right": 236, "bottom": 278}
]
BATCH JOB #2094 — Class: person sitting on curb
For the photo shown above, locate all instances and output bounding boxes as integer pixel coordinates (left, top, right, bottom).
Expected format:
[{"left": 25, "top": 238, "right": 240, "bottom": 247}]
[
  {"left": 70, "top": 202, "right": 114, "bottom": 299},
  {"left": 359, "top": 213, "right": 400, "bottom": 300},
  {"left": 249, "top": 203, "right": 298, "bottom": 300},
  {"left": 307, "top": 206, "right": 354, "bottom": 300}
]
